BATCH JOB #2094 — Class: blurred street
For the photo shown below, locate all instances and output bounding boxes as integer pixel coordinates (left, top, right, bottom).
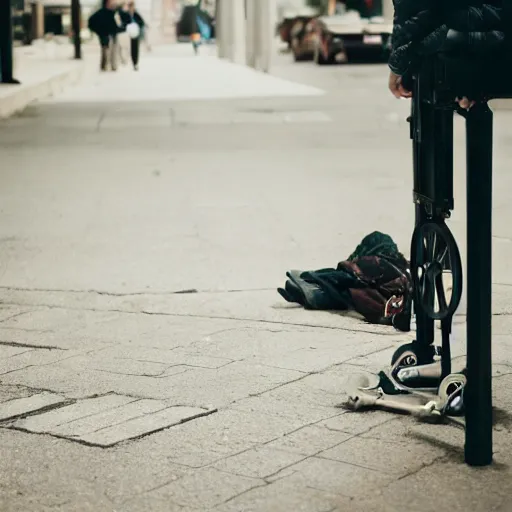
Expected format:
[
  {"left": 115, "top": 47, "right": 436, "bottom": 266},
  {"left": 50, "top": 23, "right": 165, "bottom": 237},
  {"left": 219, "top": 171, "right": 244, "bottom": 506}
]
[{"left": 1, "top": 43, "right": 512, "bottom": 511}]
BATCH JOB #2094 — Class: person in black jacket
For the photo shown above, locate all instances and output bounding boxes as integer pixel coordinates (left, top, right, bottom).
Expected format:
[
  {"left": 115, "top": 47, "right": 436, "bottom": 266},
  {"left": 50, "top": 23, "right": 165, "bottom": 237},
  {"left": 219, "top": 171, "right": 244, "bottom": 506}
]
[
  {"left": 126, "top": 2, "right": 145, "bottom": 70},
  {"left": 88, "top": 0, "right": 124, "bottom": 71},
  {"left": 387, "top": 0, "right": 507, "bottom": 109}
]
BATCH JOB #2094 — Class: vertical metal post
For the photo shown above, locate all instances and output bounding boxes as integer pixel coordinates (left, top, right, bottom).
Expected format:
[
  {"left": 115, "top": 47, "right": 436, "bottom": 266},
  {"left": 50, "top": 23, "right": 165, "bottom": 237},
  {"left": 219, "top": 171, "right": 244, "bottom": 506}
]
[
  {"left": 71, "top": 0, "right": 82, "bottom": 59},
  {"left": 411, "top": 92, "right": 435, "bottom": 349},
  {"left": 0, "top": 0, "right": 19, "bottom": 84},
  {"left": 464, "top": 102, "right": 493, "bottom": 467}
]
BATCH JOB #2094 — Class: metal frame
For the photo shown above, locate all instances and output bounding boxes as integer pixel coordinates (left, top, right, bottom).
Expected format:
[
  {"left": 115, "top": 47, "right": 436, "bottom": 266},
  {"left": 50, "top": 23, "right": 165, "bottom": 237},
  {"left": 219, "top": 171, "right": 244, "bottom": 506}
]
[
  {"left": 71, "top": 0, "right": 82, "bottom": 60},
  {"left": 0, "top": 0, "right": 20, "bottom": 84},
  {"left": 410, "top": 58, "right": 493, "bottom": 466}
]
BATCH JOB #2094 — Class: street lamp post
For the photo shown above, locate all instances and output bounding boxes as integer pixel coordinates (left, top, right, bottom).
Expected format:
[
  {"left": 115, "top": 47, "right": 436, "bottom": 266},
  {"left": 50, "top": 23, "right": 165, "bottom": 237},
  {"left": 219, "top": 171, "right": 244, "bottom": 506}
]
[
  {"left": 71, "top": 0, "right": 82, "bottom": 59},
  {"left": 0, "top": 0, "right": 20, "bottom": 84}
]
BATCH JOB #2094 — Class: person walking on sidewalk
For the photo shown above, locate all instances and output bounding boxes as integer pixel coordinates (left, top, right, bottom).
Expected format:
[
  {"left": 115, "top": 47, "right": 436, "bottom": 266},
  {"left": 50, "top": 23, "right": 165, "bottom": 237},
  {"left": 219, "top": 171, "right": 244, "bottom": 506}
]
[
  {"left": 126, "top": 2, "right": 146, "bottom": 71},
  {"left": 88, "top": 0, "right": 124, "bottom": 71}
]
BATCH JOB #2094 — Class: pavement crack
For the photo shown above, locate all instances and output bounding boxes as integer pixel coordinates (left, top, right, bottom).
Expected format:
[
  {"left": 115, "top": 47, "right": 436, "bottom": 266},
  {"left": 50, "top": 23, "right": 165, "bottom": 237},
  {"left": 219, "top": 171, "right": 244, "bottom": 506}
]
[
  {"left": 0, "top": 300, "right": 401, "bottom": 336},
  {"left": 247, "top": 372, "right": 314, "bottom": 398},
  {"left": 0, "top": 285, "right": 274, "bottom": 297},
  {"left": 219, "top": 481, "right": 268, "bottom": 506},
  {"left": 393, "top": 454, "right": 446, "bottom": 483},
  {"left": 0, "top": 340, "right": 64, "bottom": 350},
  {"left": 0, "top": 309, "right": 36, "bottom": 324},
  {"left": 340, "top": 344, "right": 396, "bottom": 366}
]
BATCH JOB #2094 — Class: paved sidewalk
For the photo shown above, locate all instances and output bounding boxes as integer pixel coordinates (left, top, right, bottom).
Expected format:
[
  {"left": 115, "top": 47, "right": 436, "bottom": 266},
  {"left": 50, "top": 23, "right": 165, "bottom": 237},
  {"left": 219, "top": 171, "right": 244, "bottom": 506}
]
[
  {"left": 0, "top": 39, "right": 98, "bottom": 119},
  {"left": 1, "top": 45, "right": 512, "bottom": 512}
]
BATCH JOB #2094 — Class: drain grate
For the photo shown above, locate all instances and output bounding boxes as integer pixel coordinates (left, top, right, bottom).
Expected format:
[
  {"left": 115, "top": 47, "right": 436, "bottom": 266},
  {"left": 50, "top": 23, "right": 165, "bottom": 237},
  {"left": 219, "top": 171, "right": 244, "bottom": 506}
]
[{"left": 4, "top": 393, "right": 216, "bottom": 447}]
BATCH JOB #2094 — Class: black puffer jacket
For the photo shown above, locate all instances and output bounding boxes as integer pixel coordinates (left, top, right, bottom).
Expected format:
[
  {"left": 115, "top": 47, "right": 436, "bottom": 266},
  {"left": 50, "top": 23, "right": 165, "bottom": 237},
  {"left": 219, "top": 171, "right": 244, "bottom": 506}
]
[{"left": 389, "top": 0, "right": 509, "bottom": 76}]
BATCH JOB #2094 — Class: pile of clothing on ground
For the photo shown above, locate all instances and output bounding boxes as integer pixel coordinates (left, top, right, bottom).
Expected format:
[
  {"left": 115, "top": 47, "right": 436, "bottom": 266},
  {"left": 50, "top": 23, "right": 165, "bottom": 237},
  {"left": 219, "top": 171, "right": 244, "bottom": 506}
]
[{"left": 277, "top": 231, "right": 412, "bottom": 331}]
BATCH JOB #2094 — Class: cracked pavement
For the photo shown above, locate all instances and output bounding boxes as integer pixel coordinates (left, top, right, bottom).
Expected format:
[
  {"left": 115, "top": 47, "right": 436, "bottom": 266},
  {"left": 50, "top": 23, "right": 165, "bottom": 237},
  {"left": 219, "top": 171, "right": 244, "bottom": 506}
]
[{"left": 1, "top": 44, "right": 512, "bottom": 511}]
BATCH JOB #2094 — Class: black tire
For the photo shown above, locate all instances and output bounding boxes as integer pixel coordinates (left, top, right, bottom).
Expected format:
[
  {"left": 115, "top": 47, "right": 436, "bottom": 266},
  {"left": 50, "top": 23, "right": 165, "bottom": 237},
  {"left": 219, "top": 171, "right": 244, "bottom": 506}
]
[
  {"left": 391, "top": 342, "right": 436, "bottom": 368},
  {"left": 410, "top": 221, "right": 463, "bottom": 321}
]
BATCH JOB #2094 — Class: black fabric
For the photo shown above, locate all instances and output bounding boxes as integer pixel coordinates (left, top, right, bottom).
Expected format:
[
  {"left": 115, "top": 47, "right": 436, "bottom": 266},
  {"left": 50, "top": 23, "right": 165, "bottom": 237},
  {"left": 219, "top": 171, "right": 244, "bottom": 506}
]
[
  {"left": 88, "top": 8, "right": 123, "bottom": 38},
  {"left": 133, "top": 12, "right": 145, "bottom": 28},
  {"left": 118, "top": 8, "right": 132, "bottom": 29},
  {"left": 130, "top": 37, "right": 140, "bottom": 66},
  {"left": 277, "top": 232, "right": 412, "bottom": 329},
  {"left": 389, "top": 0, "right": 509, "bottom": 76}
]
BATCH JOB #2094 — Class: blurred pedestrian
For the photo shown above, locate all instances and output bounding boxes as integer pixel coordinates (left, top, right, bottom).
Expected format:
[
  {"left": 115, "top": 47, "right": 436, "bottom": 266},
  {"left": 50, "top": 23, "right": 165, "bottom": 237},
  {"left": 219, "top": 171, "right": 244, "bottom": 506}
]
[
  {"left": 88, "top": 0, "right": 124, "bottom": 71},
  {"left": 116, "top": 3, "right": 132, "bottom": 65},
  {"left": 126, "top": 1, "right": 146, "bottom": 70}
]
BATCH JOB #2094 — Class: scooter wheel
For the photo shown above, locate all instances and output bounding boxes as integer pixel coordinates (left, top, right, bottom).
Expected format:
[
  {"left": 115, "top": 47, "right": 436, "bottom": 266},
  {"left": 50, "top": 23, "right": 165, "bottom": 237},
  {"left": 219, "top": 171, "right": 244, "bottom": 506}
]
[
  {"left": 391, "top": 342, "right": 436, "bottom": 369},
  {"left": 410, "top": 221, "right": 463, "bottom": 320}
]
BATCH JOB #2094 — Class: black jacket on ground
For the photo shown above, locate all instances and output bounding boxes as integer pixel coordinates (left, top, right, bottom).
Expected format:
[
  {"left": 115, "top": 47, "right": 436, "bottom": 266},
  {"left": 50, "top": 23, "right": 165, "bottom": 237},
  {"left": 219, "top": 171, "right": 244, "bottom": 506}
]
[{"left": 389, "top": 0, "right": 510, "bottom": 77}]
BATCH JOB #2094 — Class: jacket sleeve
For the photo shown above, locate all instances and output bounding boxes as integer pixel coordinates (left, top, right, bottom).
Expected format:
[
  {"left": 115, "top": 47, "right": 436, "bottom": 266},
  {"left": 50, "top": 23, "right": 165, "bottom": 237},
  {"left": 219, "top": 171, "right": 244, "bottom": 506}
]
[
  {"left": 388, "top": 0, "right": 441, "bottom": 76},
  {"left": 134, "top": 12, "right": 145, "bottom": 27}
]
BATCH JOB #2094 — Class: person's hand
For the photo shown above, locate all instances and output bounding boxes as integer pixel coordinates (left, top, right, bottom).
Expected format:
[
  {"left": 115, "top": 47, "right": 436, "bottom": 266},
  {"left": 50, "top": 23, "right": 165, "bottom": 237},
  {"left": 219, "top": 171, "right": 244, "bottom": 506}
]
[
  {"left": 456, "top": 97, "right": 475, "bottom": 110},
  {"left": 389, "top": 71, "right": 412, "bottom": 99}
]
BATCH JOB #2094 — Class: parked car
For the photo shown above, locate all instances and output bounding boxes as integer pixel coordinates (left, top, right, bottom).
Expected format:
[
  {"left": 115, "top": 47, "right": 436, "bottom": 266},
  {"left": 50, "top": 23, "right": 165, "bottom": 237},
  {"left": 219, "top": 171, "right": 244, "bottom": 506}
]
[{"left": 313, "top": 12, "right": 392, "bottom": 64}]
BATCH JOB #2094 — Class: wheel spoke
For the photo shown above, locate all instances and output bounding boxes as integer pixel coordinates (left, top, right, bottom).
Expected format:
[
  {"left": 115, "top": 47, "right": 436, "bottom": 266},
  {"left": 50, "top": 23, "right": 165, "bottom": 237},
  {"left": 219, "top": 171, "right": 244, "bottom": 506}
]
[
  {"left": 435, "top": 272, "right": 448, "bottom": 313},
  {"left": 438, "top": 246, "right": 449, "bottom": 267}
]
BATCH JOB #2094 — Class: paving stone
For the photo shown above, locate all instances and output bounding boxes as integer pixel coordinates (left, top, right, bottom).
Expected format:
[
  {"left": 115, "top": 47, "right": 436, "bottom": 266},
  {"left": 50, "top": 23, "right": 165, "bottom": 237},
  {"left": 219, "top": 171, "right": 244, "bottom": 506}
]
[
  {"left": 0, "top": 392, "right": 67, "bottom": 421},
  {"left": 0, "top": 348, "right": 79, "bottom": 376},
  {"left": 231, "top": 394, "right": 339, "bottom": 425},
  {"left": 11, "top": 393, "right": 213, "bottom": 446},
  {"left": 121, "top": 494, "right": 199, "bottom": 512},
  {"left": 62, "top": 355, "right": 172, "bottom": 377},
  {"left": 79, "top": 406, "right": 212, "bottom": 447},
  {"left": 94, "top": 345, "right": 233, "bottom": 369},
  {"left": 320, "top": 410, "right": 394, "bottom": 435},
  {"left": 0, "top": 363, "right": 137, "bottom": 398},
  {"left": 149, "top": 467, "right": 262, "bottom": 509},
  {"left": 231, "top": 111, "right": 283, "bottom": 124},
  {"left": 266, "top": 424, "right": 353, "bottom": 456},
  {"left": 215, "top": 477, "right": 348, "bottom": 512},
  {"left": 250, "top": 341, "right": 388, "bottom": 373},
  {"left": 354, "top": 458, "right": 512, "bottom": 512},
  {"left": 148, "top": 409, "right": 305, "bottom": 468},
  {"left": 0, "top": 384, "right": 32, "bottom": 404},
  {"left": 49, "top": 398, "right": 169, "bottom": 437},
  {"left": 177, "top": 328, "right": 317, "bottom": 361},
  {"left": 211, "top": 446, "right": 306, "bottom": 479},
  {"left": 278, "top": 456, "right": 396, "bottom": 498},
  {"left": 100, "top": 115, "right": 171, "bottom": 129},
  {"left": 0, "top": 346, "right": 33, "bottom": 359},
  {"left": 0, "top": 306, "right": 34, "bottom": 322},
  {"left": 282, "top": 111, "right": 331, "bottom": 123},
  {"left": 145, "top": 362, "right": 304, "bottom": 408},
  {"left": 12, "top": 394, "right": 136, "bottom": 432},
  {"left": 359, "top": 415, "right": 465, "bottom": 447},
  {"left": 319, "top": 435, "right": 444, "bottom": 477}
]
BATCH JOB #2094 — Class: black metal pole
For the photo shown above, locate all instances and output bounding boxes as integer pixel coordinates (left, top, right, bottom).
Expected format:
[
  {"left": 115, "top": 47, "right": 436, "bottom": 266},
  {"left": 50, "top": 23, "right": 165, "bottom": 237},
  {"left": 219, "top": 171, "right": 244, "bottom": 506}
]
[
  {"left": 411, "top": 93, "right": 435, "bottom": 349},
  {"left": 464, "top": 102, "right": 493, "bottom": 466},
  {"left": 0, "top": 0, "right": 19, "bottom": 84},
  {"left": 71, "top": 0, "right": 82, "bottom": 59}
]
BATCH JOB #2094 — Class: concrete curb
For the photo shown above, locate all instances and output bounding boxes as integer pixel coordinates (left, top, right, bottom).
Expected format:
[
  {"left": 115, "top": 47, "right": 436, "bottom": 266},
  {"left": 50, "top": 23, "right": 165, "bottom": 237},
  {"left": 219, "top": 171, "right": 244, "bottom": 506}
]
[{"left": 0, "top": 60, "right": 90, "bottom": 120}]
